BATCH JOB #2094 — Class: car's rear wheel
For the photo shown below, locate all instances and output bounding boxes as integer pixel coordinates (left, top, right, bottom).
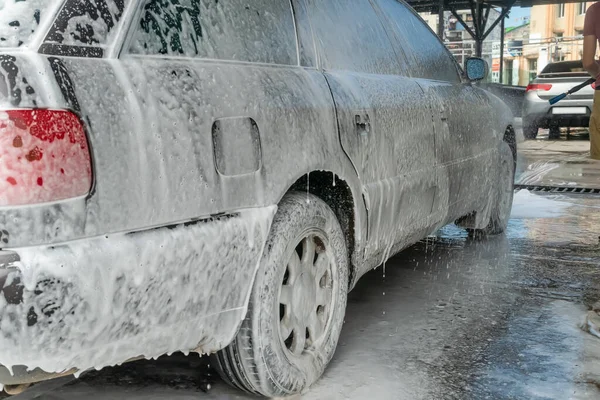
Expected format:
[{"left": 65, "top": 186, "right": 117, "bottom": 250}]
[
  {"left": 477, "top": 143, "right": 515, "bottom": 235},
  {"left": 213, "top": 192, "right": 349, "bottom": 397}
]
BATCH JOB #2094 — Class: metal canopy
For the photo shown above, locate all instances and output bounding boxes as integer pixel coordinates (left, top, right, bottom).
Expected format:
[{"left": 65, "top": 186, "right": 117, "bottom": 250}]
[
  {"left": 406, "top": 0, "right": 579, "bottom": 81},
  {"left": 408, "top": 0, "right": 583, "bottom": 13},
  {"left": 450, "top": 0, "right": 514, "bottom": 55},
  {"left": 410, "top": 0, "right": 516, "bottom": 58},
  {"left": 407, "top": 0, "right": 519, "bottom": 66}
]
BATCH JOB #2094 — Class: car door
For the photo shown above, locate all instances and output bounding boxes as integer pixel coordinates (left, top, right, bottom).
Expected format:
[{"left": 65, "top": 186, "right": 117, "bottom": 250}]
[
  {"left": 304, "top": 0, "right": 438, "bottom": 265},
  {"left": 374, "top": 0, "right": 496, "bottom": 223}
]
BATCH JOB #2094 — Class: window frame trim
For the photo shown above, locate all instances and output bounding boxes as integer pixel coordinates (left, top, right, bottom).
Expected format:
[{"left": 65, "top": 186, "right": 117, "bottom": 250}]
[
  {"left": 117, "top": 0, "right": 148, "bottom": 59},
  {"left": 288, "top": 0, "right": 302, "bottom": 67},
  {"left": 36, "top": 0, "right": 130, "bottom": 58},
  {"left": 291, "top": 0, "right": 319, "bottom": 68},
  {"left": 26, "top": 0, "right": 66, "bottom": 52}
]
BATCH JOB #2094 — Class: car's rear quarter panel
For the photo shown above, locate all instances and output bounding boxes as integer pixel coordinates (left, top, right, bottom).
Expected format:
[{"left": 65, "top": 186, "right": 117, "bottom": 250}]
[
  {"left": 0, "top": 46, "right": 367, "bottom": 377},
  {"left": 2, "top": 53, "right": 365, "bottom": 245},
  {"left": 37, "top": 55, "right": 363, "bottom": 239}
]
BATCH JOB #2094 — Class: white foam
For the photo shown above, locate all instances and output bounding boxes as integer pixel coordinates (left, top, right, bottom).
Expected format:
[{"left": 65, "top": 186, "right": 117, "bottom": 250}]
[{"left": 0, "top": 206, "right": 276, "bottom": 376}]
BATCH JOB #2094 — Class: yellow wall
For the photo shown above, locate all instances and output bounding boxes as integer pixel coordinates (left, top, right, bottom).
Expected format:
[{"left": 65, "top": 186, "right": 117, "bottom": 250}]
[
  {"left": 530, "top": 2, "right": 589, "bottom": 37},
  {"left": 554, "top": 4, "right": 567, "bottom": 33},
  {"left": 530, "top": 4, "right": 552, "bottom": 38},
  {"left": 529, "top": 3, "right": 588, "bottom": 62}
]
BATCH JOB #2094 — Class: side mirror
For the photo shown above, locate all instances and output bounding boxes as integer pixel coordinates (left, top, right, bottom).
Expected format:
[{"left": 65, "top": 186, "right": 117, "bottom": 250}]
[{"left": 465, "top": 57, "right": 488, "bottom": 81}]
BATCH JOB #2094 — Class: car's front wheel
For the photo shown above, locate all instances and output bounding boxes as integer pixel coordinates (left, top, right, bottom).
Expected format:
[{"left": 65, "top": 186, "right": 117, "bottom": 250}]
[
  {"left": 523, "top": 123, "right": 539, "bottom": 140},
  {"left": 213, "top": 192, "right": 349, "bottom": 397},
  {"left": 478, "top": 142, "right": 515, "bottom": 235}
]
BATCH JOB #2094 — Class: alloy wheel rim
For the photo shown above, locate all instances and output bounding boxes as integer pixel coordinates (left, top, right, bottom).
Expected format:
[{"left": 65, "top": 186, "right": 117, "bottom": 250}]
[{"left": 278, "top": 230, "right": 335, "bottom": 357}]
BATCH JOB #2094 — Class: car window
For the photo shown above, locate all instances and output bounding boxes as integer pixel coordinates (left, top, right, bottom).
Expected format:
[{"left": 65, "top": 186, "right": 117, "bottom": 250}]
[
  {"left": 0, "top": 0, "right": 57, "bottom": 49},
  {"left": 127, "top": 0, "right": 297, "bottom": 66},
  {"left": 39, "top": 0, "right": 126, "bottom": 57},
  {"left": 376, "top": 0, "right": 461, "bottom": 83},
  {"left": 541, "top": 61, "right": 584, "bottom": 74},
  {"left": 304, "top": 0, "right": 403, "bottom": 75}
]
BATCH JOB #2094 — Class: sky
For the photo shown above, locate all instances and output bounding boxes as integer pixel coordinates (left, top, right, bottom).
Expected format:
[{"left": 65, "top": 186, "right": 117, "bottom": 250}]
[{"left": 505, "top": 6, "right": 531, "bottom": 27}]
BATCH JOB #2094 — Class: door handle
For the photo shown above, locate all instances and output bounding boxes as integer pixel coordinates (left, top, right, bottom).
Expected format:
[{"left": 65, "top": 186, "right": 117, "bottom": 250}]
[
  {"left": 355, "top": 112, "right": 371, "bottom": 136},
  {"left": 170, "top": 68, "right": 193, "bottom": 78},
  {"left": 440, "top": 108, "right": 448, "bottom": 122}
]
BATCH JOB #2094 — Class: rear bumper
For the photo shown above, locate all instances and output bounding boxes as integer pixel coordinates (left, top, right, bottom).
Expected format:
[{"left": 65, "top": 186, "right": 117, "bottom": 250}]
[
  {"left": 0, "top": 254, "right": 77, "bottom": 385},
  {"left": 0, "top": 206, "right": 276, "bottom": 385},
  {"left": 523, "top": 94, "right": 593, "bottom": 128},
  {"left": 525, "top": 112, "right": 591, "bottom": 128}
]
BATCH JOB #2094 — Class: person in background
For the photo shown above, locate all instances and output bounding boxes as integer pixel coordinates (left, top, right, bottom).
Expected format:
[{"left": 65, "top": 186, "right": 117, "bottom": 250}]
[{"left": 583, "top": 2, "right": 600, "bottom": 160}]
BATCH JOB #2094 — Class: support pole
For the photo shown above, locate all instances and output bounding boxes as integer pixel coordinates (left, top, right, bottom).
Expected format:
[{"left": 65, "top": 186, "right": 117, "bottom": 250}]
[
  {"left": 500, "top": 9, "right": 505, "bottom": 83},
  {"left": 475, "top": 0, "right": 483, "bottom": 56},
  {"left": 438, "top": 0, "right": 444, "bottom": 39},
  {"left": 475, "top": 39, "right": 483, "bottom": 58}
]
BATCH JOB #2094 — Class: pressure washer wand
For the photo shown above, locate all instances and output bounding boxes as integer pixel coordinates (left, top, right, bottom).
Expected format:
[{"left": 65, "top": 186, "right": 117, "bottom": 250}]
[{"left": 549, "top": 77, "right": 596, "bottom": 105}]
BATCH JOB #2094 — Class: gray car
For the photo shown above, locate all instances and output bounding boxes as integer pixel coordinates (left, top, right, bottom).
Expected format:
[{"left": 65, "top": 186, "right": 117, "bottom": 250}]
[
  {"left": 523, "top": 60, "right": 595, "bottom": 140},
  {"left": 0, "top": 0, "right": 515, "bottom": 397}
]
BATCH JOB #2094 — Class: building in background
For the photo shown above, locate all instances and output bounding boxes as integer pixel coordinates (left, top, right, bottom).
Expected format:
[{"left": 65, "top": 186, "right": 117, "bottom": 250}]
[
  {"left": 528, "top": 2, "right": 587, "bottom": 70},
  {"left": 529, "top": 2, "right": 587, "bottom": 46},
  {"left": 504, "top": 3, "right": 589, "bottom": 86}
]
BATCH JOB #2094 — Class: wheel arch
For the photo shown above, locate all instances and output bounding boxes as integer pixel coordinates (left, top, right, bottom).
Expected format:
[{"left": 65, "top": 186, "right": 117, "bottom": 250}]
[
  {"left": 288, "top": 171, "right": 362, "bottom": 289},
  {"left": 456, "top": 125, "right": 517, "bottom": 231},
  {"left": 503, "top": 125, "right": 517, "bottom": 163}
]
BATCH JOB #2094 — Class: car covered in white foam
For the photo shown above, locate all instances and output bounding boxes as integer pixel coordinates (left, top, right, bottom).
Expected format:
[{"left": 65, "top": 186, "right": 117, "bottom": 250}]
[{"left": 0, "top": 0, "right": 515, "bottom": 396}]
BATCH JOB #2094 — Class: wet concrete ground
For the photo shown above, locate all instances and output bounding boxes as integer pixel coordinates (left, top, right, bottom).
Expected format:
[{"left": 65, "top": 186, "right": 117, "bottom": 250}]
[
  {"left": 516, "top": 132, "right": 600, "bottom": 189},
  {"left": 31, "top": 140, "right": 600, "bottom": 400}
]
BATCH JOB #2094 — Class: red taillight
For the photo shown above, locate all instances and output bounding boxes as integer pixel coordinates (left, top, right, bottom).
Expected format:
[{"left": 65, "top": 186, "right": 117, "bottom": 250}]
[
  {"left": 0, "top": 109, "right": 92, "bottom": 207},
  {"left": 526, "top": 83, "right": 552, "bottom": 92},
  {"left": 592, "top": 81, "right": 597, "bottom": 90}
]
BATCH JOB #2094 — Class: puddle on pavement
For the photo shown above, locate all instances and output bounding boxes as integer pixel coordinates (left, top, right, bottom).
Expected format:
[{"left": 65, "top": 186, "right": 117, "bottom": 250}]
[{"left": 469, "top": 299, "right": 597, "bottom": 400}]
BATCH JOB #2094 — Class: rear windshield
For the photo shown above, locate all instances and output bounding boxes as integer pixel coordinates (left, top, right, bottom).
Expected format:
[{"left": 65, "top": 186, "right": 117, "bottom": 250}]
[
  {"left": 0, "top": 0, "right": 55, "bottom": 48},
  {"left": 541, "top": 61, "right": 585, "bottom": 74}
]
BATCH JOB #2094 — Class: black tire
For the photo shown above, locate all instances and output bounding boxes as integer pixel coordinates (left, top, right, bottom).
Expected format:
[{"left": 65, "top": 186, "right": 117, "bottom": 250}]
[
  {"left": 213, "top": 192, "right": 349, "bottom": 397},
  {"left": 523, "top": 124, "right": 538, "bottom": 140},
  {"left": 477, "top": 143, "right": 515, "bottom": 235}
]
